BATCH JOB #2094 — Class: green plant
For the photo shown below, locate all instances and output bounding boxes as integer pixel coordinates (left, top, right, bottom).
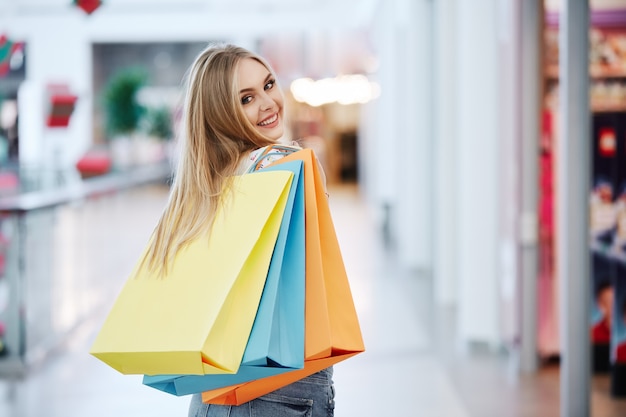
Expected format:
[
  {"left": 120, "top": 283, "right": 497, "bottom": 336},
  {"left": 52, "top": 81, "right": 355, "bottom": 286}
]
[
  {"left": 102, "top": 68, "right": 147, "bottom": 137},
  {"left": 144, "top": 106, "right": 173, "bottom": 141}
]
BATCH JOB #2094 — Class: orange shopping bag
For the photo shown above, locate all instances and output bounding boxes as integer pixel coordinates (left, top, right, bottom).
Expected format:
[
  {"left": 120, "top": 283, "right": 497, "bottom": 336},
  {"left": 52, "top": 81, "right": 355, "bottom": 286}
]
[{"left": 202, "top": 148, "right": 365, "bottom": 405}]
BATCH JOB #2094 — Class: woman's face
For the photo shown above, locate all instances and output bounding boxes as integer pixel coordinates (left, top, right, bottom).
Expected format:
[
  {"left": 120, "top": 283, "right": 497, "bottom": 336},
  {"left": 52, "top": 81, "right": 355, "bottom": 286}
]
[{"left": 236, "top": 58, "right": 284, "bottom": 140}]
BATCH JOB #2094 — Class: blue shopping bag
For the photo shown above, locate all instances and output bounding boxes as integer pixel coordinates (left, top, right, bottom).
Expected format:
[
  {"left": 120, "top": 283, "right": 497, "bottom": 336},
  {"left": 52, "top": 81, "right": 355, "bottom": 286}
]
[{"left": 143, "top": 160, "right": 305, "bottom": 395}]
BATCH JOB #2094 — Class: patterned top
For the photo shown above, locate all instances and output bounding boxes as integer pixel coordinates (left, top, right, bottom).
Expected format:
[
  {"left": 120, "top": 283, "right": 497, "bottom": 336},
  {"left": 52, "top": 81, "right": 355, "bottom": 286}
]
[
  {"left": 239, "top": 143, "right": 301, "bottom": 174},
  {"left": 237, "top": 142, "right": 328, "bottom": 197}
]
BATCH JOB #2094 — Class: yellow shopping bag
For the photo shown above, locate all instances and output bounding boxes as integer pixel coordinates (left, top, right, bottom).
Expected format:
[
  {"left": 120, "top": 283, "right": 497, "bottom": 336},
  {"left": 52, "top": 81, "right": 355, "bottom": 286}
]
[{"left": 90, "top": 170, "right": 294, "bottom": 376}]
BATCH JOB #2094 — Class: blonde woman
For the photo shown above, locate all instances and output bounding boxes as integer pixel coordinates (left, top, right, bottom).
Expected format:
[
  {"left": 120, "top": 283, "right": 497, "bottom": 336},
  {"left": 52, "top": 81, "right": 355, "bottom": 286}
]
[{"left": 141, "top": 44, "right": 334, "bottom": 417}]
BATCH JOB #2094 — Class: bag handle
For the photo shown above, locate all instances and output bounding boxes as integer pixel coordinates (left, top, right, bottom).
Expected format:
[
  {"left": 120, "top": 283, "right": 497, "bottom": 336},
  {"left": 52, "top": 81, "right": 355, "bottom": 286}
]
[{"left": 247, "top": 144, "right": 299, "bottom": 173}]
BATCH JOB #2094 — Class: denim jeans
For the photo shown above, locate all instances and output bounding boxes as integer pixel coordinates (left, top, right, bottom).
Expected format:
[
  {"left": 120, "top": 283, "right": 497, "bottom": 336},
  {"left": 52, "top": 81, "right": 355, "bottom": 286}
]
[{"left": 188, "top": 367, "right": 335, "bottom": 417}]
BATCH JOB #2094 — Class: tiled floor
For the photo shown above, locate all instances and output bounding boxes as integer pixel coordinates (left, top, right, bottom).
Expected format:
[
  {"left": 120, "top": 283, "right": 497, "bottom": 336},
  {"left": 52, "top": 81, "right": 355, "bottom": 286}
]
[{"left": 0, "top": 182, "right": 625, "bottom": 416}]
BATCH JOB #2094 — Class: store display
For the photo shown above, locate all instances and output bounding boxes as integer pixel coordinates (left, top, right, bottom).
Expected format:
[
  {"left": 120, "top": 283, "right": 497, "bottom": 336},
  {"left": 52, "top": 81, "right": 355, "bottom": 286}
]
[
  {"left": 0, "top": 34, "right": 23, "bottom": 78},
  {"left": 546, "top": 28, "right": 626, "bottom": 111},
  {"left": 612, "top": 261, "right": 626, "bottom": 396},
  {"left": 46, "top": 84, "right": 78, "bottom": 128},
  {"left": 589, "top": 118, "right": 620, "bottom": 373},
  {"left": 543, "top": 12, "right": 626, "bottom": 397}
]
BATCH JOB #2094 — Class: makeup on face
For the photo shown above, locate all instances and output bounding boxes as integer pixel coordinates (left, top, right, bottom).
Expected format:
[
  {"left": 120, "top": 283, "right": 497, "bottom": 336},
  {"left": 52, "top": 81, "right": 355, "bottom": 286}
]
[{"left": 237, "top": 58, "right": 284, "bottom": 140}]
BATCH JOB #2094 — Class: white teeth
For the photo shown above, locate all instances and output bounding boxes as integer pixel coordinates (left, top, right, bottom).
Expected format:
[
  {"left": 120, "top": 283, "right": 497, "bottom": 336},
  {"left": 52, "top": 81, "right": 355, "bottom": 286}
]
[{"left": 258, "top": 114, "right": 277, "bottom": 126}]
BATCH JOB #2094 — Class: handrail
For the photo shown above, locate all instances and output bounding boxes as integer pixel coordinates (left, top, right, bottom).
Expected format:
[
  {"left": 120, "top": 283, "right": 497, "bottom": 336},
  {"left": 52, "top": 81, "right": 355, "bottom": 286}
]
[{"left": 0, "top": 162, "right": 172, "bottom": 212}]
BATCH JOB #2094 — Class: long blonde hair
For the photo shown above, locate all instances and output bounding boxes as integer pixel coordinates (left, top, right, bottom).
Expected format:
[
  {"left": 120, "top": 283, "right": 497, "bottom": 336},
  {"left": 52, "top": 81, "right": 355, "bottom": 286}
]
[{"left": 143, "top": 43, "right": 280, "bottom": 274}]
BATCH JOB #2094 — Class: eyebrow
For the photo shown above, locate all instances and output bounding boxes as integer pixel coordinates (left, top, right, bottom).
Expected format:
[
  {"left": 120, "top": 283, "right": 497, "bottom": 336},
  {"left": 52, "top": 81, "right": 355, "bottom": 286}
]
[{"left": 239, "top": 72, "right": 273, "bottom": 94}]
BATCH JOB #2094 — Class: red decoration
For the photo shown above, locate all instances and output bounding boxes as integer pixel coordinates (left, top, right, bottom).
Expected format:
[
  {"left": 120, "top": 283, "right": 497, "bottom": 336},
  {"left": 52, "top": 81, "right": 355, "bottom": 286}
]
[
  {"left": 0, "top": 34, "right": 24, "bottom": 77},
  {"left": 76, "top": 150, "right": 112, "bottom": 178},
  {"left": 74, "top": 0, "right": 102, "bottom": 15},
  {"left": 599, "top": 127, "right": 617, "bottom": 157},
  {"left": 46, "top": 84, "right": 78, "bottom": 128}
]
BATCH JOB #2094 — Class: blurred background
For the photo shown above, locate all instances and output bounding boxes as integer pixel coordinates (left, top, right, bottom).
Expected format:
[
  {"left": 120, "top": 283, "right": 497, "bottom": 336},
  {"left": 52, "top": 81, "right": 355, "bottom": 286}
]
[{"left": 0, "top": 0, "right": 625, "bottom": 416}]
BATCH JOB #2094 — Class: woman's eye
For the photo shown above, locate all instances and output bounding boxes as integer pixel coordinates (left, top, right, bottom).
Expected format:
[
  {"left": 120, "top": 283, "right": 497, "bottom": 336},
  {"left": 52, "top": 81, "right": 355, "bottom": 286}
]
[
  {"left": 264, "top": 79, "right": 275, "bottom": 90},
  {"left": 241, "top": 95, "right": 252, "bottom": 105}
]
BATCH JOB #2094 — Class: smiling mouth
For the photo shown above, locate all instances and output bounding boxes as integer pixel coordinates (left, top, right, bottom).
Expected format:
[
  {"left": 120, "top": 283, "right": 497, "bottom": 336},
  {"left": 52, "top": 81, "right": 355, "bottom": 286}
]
[{"left": 258, "top": 113, "right": 278, "bottom": 127}]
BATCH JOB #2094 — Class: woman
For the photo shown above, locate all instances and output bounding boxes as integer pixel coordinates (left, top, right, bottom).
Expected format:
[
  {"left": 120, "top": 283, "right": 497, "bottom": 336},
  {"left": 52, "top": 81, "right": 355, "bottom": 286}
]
[{"left": 140, "top": 43, "right": 334, "bottom": 417}]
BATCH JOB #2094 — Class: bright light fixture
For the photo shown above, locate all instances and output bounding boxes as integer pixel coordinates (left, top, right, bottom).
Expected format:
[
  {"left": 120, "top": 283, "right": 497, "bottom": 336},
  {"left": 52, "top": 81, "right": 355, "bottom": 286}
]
[{"left": 290, "top": 74, "right": 380, "bottom": 107}]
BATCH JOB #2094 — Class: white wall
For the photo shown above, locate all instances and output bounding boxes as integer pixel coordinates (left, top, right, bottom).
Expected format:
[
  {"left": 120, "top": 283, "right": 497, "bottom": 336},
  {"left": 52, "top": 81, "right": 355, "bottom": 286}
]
[
  {"left": 455, "top": 0, "right": 501, "bottom": 346},
  {"left": 433, "top": 0, "right": 459, "bottom": 306},
  {"left": 12, "top": 15, "right": 93, "bottom": 168},
  {"left": 496, "top": 0, "right": 522, "bottom": 348},
  {"left": 360, "top": 0, "right": 433, "bottom": 272},
  {"left": 395, "top": 0, "right": 434, "bottom": 271},
  {"left": 363, "top": 0, "right": 509, "bottom": 348},
  {"left": 360, "top": 1, "right": 401, "bottom": 242}
]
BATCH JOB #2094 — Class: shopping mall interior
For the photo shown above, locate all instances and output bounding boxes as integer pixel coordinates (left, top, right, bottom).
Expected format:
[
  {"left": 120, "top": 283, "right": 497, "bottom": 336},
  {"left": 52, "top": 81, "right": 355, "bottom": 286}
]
[{"left": 1, "top": 0, "right": 626, "bottom": 416}]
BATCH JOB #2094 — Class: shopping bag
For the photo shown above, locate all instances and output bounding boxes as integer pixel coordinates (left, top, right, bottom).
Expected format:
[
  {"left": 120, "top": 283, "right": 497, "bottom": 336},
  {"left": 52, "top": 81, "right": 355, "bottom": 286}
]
[
  {"left": 202, "top": 148, "right": 365, "bottom": 405},
  {"left": 240, "top": 160, "right": 305, "bottom": 368},
  {"left": 90, "top": 170, "right": 294, "bottom": 376},
  {"left": 200, "top": 353, "right": 360, "bottom": 405},
  {"left": 142, "top": 160, "right": 306, "bottom": 395}
]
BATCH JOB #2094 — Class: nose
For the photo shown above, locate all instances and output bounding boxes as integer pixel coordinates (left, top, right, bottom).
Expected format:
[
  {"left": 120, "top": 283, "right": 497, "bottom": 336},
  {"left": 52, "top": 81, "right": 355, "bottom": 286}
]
[{"left": 259, "top": 93, "right": 275, "bottom": 111}]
